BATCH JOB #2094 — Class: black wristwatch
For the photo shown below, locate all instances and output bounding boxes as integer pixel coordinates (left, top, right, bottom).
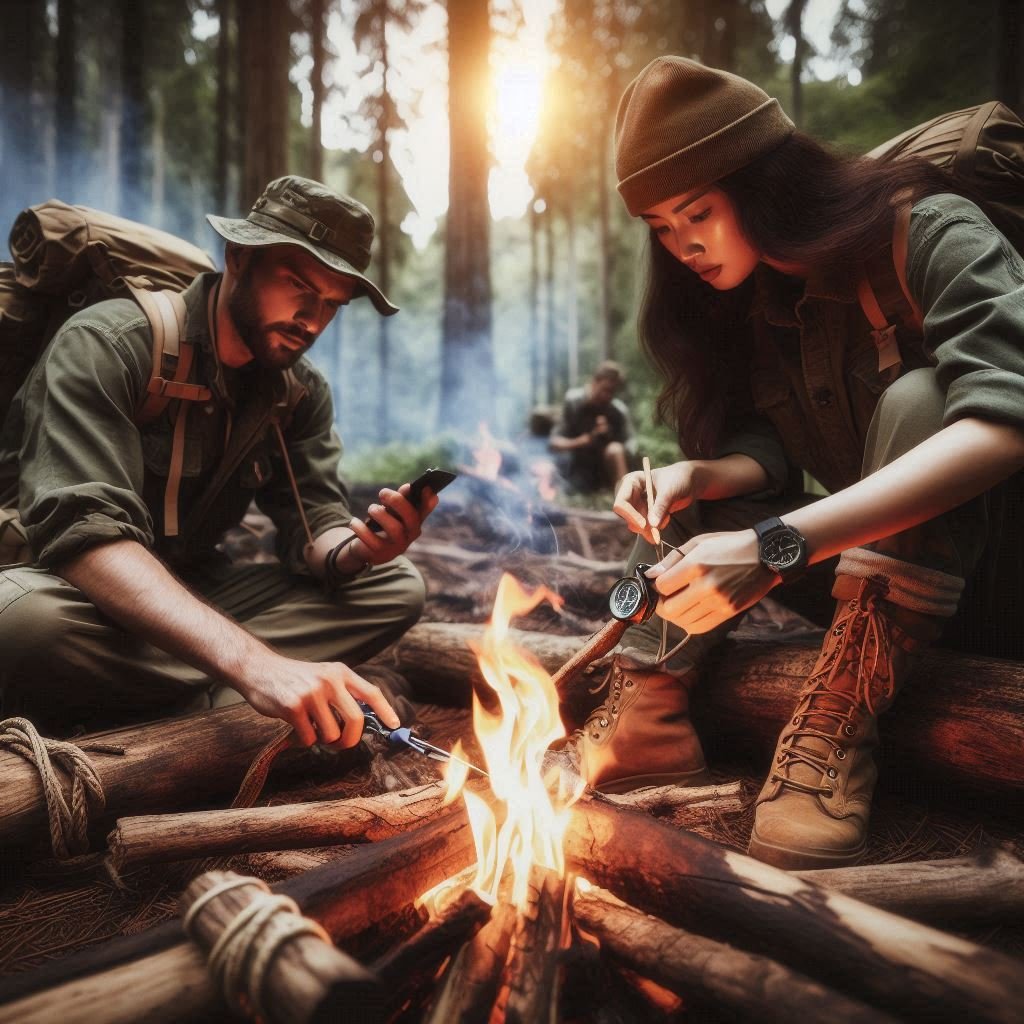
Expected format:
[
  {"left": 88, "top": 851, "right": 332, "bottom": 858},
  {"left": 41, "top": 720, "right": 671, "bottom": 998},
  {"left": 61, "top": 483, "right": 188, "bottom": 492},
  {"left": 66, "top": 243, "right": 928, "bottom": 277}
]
[{"left": 753, "top": 517, "right": 808, "bottom": 581}]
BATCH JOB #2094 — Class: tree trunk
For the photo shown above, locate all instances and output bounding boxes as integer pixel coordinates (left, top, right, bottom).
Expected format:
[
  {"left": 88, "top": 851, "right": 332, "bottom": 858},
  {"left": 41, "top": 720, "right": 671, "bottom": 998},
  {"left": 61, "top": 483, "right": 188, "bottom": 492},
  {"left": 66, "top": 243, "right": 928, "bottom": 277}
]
[
  {"left": 119, "top": 0, "right": 146, "bottom": 221},
  {"left": 308, "top": 0, "right": 326, "bottom": 183},
  {"left": 150, "top": 89, "right": 166, "bottom": 228},
  {"left": 529, "top": 202, "right": 540, "bottom": 404},
  {"left": 544, "top": 207, "right": 557, "bottom": 403},
  {"left": 55, "top": 0, "right": 78, "bottom": 198},
  {"left": 996, "top": 0, "right": 1022, "bottom": 112},
  {"left": 565, "top": 203, "right": 579, "bottom": 388},
  {"left": 376, "top": 9, "right": 393, "bottom": 439},
  {"left": 441, "top": 0, "right": 494, "bottom": 433},
  {"left": 214, "top": 0, "right": 233, "bottom": 212},
  {"left": 785, "top": 0, "right": 810, "bottom": 128},
  {"left": 596, "top": 115, "right": 613, "bottom": 362},
  {"left": 238, "top": 0, "right": 291, "bottom": 207},
  {"left": 566, "top": 797, "right": 1024, "bottom": 1022}
]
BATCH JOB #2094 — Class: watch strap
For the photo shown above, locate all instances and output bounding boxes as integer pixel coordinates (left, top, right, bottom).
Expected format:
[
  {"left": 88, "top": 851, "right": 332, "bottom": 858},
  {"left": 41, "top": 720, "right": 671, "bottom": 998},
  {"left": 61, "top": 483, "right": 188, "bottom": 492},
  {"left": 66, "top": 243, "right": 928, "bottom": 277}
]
[{"left": 752, "top": 516, "right": 786, "bottom": 540}]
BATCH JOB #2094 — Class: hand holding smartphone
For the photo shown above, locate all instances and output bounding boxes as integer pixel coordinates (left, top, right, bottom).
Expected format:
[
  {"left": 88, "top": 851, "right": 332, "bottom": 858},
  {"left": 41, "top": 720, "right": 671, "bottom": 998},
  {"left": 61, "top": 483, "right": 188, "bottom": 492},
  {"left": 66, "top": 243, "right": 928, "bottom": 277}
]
[{"left": 366, "top": 467, "right": 457, "bottom": 533}]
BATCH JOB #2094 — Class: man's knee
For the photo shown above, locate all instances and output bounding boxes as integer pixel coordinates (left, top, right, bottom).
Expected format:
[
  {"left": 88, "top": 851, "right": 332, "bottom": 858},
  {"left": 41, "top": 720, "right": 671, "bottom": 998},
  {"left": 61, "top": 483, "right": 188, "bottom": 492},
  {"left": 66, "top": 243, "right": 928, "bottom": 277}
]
[
  {"left": 365, "top": 556, "right": 426, "bottom": 633},
  {"left": 0, "top": 570, "right": 79, "bottom": 676}
]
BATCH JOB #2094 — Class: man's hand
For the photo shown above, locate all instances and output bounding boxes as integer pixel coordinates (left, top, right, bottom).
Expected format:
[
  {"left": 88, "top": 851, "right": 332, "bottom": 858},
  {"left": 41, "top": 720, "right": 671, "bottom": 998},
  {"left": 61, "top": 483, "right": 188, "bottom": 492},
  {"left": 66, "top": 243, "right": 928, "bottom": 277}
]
[
  {"left": 613, "top": 460, "right": 708, "bottom": 544},
  {"left": 646, "top": 529, "right": 778, "bottom": 634},
  {"left": 591, "top": 415, "right": 611, "bottom": 440},
  {"left": 341, "top": 482, "right": 440, "bottom": 569},
  {"left": 240, "top": 651, "right": 401, "bottom": 748}
]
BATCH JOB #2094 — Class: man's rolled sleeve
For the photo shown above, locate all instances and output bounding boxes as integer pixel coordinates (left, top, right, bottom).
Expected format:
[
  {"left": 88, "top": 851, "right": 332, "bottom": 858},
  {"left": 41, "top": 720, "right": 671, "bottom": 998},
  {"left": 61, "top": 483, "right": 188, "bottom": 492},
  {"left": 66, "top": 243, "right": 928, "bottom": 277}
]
[
  {"left": 908, "top": 195, "right": 1024, "bottom": 431},
  {"left": 18, "top": 317, "right": 156, "bottom": 569}
]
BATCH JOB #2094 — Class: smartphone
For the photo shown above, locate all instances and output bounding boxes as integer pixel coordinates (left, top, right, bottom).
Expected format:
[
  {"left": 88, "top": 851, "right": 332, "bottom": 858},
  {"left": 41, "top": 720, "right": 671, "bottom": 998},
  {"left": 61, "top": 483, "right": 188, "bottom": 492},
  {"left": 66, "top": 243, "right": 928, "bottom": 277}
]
[{"left": 367, "top": 467, "right": 458, "bottom": 533}]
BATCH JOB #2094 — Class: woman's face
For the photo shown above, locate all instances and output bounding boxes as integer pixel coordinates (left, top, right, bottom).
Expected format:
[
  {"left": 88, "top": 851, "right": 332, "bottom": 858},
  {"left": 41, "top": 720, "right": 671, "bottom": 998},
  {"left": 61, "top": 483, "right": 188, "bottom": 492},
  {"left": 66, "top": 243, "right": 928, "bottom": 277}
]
[{"left": 641, "top": 186, "right": 761, "bottom": 290}]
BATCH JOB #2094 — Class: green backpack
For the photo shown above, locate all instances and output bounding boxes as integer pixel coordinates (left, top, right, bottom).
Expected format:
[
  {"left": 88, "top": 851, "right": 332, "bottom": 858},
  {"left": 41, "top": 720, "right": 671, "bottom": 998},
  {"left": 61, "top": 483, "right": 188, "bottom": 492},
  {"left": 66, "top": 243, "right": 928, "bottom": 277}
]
[{"left": 859, "top": 101, "right": 1024, "bottom": 364}]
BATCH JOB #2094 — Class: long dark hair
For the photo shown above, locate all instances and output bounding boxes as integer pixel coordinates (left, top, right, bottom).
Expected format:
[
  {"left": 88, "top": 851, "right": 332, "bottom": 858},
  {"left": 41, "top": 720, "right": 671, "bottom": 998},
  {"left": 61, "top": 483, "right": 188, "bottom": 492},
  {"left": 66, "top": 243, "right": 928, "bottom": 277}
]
[{"left": 639, "top": 131, "right": 967, "bottom": 458}]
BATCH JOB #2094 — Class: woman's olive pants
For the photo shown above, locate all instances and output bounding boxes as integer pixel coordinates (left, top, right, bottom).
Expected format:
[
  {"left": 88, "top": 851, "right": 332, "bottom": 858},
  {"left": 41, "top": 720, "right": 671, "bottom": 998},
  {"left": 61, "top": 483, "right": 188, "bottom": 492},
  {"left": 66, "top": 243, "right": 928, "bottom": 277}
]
[
  {"left": 0, "top": 553, "right": 424, "bottom": 732},
  {"left": 620, "top": 367, "right": 1021, "bottom": 673}
]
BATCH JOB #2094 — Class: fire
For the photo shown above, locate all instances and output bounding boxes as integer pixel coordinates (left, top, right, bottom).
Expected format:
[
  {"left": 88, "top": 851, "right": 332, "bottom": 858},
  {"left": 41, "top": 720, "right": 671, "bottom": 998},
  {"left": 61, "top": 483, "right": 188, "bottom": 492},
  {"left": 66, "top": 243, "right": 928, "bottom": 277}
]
[
  {"left": 444, "top": 574, "right": 583, "bottom": 909},
  {"left": 472, "top": 422, "right": 503, "bottom": 481},
  {"left": 530, "top": 458, "right": 558, "bottom": 502}
]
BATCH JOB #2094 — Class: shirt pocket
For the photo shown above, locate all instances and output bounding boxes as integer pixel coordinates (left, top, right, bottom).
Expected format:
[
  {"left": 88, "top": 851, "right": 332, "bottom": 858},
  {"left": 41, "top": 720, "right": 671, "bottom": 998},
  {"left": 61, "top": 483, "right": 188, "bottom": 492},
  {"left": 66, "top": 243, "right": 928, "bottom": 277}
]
[
  {"left": 140, "top": 423, "right": 205, "bottom": 478},
  {"left": 238, "top": 445, "right": 275, "bottom": 490},
  {"left": 0, "top": 572, "right": 29, "bottom": 614}
]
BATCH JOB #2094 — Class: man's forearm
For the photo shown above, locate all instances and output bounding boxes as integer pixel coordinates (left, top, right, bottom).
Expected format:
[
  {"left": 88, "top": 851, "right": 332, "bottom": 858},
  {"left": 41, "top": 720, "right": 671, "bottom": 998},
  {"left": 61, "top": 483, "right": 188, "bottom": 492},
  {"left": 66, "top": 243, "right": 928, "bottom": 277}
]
[
  {"left": 783, "top": 417, "right": 1024, "bottom": 564},
  {"left": 58, "top": 539, "right": 267, "bottom": 690}
]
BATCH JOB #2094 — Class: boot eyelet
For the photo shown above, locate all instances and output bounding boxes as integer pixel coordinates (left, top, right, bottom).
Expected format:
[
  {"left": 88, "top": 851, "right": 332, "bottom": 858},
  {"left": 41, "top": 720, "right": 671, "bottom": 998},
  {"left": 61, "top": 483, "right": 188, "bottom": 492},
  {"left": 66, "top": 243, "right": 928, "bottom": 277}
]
[
  {"left": 844, "top": 724, "right": 856, "bottom": 737},
  {"left": 599, "top": 717, "right": 609, "bottom": 728},
  {"left": 835, "top": 748, "right": 846, "bottom": 760},
  {"left": 823, "top": 788, "right": 834, "bottom": 799},
  {"left": 827, "top": 767, "right": 838, "bottom": 779},
  {"left": 832, "top": 623, "right": 846, "bottom": 636},
  {"left": 792, "top": 716, "right": 800, "bottom": 726},
  {"left": 610, "top": 704, "right": 618, "bottom": 714},
  {"left": 625, "top": 680, "right": 634, "bottom": 688}
]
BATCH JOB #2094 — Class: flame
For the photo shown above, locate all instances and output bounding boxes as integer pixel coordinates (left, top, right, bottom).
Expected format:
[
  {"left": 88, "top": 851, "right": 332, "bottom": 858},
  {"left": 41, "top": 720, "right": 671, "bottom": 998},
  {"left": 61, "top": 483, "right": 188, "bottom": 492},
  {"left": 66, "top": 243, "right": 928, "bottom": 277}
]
[
  {"left": 529, "top": 458, "right": 558, "bottom": 502},
  {"left": 472, "top": 422, "right": 503, "bottom": 481},
  {"left": 444, "top": 573, "right": 582, "bottom": 910}
]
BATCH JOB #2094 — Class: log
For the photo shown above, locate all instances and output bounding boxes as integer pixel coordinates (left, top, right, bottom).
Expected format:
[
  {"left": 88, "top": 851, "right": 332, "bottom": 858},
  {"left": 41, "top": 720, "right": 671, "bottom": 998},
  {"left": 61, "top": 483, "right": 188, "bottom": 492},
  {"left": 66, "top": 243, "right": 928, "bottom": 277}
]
[
  {"left": 371, "top": 888, "right": 491, "bottom": 1019},
  {"left": 491, "top": 867, "right": 567, "bottom": 1024},
  {"left": 573, "top": 881, "right": 894, "bottom": 1024},
  {"left": 424, "top": 899, "right": 516, "bottom": 1024},
  {"left": 388, "top": 624, "right": 1024, "bottom": 792},
  {"left": 0, "top": 807, "right": 477, "bottom": 1014},
  {"left": 564, "top": 796, "right": 1024, "bottom": 1023},
  {"left": 793, "top": 847, "right": 1024, "bottom": 926},
  {"left": 181, "top": 870, "right": 380, "bottom": 1024},
  {"left": 0, "top": 703, "right": 290, "bottom": 850},
  {"left": 107, "top": 780, "right": 452, "bottom": 873},
  {"left": 602, "top": 780, "right": 744, "bottom": 815}
]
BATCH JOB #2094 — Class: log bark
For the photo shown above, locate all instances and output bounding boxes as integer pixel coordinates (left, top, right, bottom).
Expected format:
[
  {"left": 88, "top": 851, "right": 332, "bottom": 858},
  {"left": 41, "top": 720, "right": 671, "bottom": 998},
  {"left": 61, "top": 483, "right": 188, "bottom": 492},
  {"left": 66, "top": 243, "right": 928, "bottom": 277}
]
[
  {"left": 372, "top": 888, "right": 491, "bottom": 1019},
  {"left": 491, "top": 868, "right": 566, "bottom": 1024},
  {"left": 564, "top": 797, "right": 1024, "bottom": 1023},
  {"left": 388, "top": 624, "right": 1024, "bottom": 791},
  {"left": 108, "top": 780, "right": 452, "bottom": 873},
  {"left": 424, "top": 899, "right": 517, "bottom": 1024},
  {"left": 793, "top": 847, "right": 1024, "bottom": 926},
  {"left": 0, "top": 808, "right": 477, "bottom": 1014},
  {"left": 603, "top": 780, "right": 744, "bottom": 815},
  {"left": 574, "top": 882, "right": 894, "bottom": 1024},
  {"left": 0, "top": 704, "right": 290, "bottom": 850},
  {"left": 181, "top": 870, "right": 380, "bottom": 1024}
]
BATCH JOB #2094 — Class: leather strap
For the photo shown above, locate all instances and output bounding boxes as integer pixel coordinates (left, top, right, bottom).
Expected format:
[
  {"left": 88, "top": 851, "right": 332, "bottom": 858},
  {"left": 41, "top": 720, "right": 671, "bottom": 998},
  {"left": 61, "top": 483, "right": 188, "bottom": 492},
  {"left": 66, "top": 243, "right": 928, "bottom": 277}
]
[
  {"left": 892, "top": 204, "right": 924, "bottom": 331},
  {"left": 164, "top": 390, "right": 191, "bottom": 537},
  {"left": 856, "top": 273, "right": 888, "bottom": 331}
]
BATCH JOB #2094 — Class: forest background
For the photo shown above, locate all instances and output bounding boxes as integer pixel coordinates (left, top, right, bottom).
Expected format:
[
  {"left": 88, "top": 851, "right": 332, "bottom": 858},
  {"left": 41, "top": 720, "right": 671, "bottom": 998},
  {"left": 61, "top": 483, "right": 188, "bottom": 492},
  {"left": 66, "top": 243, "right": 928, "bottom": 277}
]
[{"left": 1, "top": 0, "right": 1021, "bottom": 490}]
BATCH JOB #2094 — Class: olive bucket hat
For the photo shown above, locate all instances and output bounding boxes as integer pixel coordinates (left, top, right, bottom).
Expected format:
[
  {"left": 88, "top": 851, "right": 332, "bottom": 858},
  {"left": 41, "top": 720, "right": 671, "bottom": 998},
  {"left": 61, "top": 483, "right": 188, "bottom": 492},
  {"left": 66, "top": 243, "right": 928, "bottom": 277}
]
[{"left": 207, "top": 176, "right": 398, "bottom": 316}]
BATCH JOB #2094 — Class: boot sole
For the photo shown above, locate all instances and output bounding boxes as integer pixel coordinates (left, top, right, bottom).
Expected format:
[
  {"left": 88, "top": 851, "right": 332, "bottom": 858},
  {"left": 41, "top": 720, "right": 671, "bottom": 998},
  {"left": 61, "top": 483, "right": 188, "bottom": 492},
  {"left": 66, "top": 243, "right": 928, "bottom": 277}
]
[
  {"left": 596, "top": 766, "right": 712, "bottom": 795},
  {"left": 747, "top": 828, "right": 867, "bottom": 871}
]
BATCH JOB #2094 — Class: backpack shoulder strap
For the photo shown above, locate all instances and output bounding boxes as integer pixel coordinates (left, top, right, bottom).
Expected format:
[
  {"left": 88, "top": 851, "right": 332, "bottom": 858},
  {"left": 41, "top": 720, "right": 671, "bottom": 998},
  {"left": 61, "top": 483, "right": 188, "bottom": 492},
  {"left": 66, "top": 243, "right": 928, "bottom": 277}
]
[
  {"left": 892, "top": 204, "right": 924, "bottom": 332},
  {"left": 130, "top": 284, "right": 212, "bottom": 426}
]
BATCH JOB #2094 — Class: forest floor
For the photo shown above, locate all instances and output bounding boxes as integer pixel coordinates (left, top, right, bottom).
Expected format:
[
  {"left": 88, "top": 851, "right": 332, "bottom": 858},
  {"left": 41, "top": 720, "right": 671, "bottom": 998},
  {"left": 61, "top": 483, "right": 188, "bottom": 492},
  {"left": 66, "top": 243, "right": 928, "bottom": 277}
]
[{"left": 0, "top": 481, "right": 1021, "bottom": 987}]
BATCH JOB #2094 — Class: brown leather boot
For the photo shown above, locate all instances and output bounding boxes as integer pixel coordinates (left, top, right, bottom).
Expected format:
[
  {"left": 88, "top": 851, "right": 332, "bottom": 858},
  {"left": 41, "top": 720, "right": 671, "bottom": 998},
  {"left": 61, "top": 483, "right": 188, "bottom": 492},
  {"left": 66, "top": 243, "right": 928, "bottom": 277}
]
[
  {"left": 748, "top": 575, "right": 940, "bottom": 870},
  {"left": 563, "top": 659, "right": 710, "bottom": 794}
]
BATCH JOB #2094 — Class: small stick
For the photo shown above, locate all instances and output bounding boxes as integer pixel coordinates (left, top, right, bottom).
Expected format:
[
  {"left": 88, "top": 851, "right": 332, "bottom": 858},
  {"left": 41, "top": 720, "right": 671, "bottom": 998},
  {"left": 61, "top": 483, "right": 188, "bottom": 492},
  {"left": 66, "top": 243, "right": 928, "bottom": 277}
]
[{"left": 641, "top": 456, "right": 661, "bottom": 546}]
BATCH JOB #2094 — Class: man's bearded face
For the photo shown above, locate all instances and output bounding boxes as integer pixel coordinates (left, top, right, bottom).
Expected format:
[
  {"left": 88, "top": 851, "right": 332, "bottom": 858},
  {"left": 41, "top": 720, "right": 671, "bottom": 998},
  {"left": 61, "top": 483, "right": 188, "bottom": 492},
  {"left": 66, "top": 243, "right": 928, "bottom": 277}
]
[{"left": 228, "top": 246, "right": 357, "bottom": 370}]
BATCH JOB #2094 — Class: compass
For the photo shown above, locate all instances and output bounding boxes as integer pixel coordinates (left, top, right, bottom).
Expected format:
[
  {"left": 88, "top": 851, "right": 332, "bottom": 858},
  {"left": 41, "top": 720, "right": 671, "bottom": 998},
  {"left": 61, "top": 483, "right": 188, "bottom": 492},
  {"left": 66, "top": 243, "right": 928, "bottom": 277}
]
[{"left": 607, "top": 563, "right": 657, "bottom": 624}]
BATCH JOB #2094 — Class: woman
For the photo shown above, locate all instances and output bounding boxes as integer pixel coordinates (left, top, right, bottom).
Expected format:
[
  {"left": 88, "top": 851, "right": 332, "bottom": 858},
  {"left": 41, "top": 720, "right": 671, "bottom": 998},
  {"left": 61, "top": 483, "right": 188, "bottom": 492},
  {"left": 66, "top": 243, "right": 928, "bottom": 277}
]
[{"left": 579, "top": 56, "right": 1024, "bottom": 870}]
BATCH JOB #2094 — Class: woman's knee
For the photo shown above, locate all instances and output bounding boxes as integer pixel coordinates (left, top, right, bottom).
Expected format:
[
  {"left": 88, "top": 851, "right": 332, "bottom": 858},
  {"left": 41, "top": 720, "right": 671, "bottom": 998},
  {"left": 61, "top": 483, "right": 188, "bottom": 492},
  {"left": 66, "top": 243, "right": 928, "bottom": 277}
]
[{"left": 864, "top": 368, "right": 947, "bottom": 472}]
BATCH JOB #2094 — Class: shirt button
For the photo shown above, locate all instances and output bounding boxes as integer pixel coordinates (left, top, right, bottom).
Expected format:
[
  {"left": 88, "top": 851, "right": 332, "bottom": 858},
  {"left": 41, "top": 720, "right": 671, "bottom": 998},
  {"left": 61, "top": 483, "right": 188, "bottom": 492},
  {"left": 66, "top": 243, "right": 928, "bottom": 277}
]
[
  {"left": 812, "top": 388, "right": 833, "bottom": 407},
  {"left": 204, "top": 404, "right": 215, "bottom": 414}
]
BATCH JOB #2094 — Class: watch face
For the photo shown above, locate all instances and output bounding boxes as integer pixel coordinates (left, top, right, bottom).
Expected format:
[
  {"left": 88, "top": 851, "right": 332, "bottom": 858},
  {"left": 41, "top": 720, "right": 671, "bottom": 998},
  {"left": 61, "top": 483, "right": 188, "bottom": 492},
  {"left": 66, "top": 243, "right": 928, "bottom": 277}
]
[
  {"left": 609, "top": 577, "right": 646, "bottom": 621},
  {"left": 762, "top": 532, "right": 804, "bottom": 571}
]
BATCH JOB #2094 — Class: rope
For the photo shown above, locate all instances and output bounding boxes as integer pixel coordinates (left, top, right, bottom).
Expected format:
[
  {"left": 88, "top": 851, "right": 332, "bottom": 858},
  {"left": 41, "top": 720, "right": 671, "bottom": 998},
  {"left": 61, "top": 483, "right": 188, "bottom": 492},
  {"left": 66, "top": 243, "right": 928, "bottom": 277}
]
[
  {"left": 184, "top": 876, "right": 330, "bottom": 1022},
  {"left": 0, "top": 717, "right": 114, "bottom": 859}
]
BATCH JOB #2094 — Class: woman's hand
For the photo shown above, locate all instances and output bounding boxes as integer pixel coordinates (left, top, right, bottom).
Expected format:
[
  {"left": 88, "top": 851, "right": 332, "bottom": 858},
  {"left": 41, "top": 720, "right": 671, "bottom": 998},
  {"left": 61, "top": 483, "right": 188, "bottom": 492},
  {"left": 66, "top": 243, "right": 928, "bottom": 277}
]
[
  {"left": 647, "top": 529, "right": 778, "bottom": 634},
  {"left": 613, "top": 460, "right": 707, "bottom": 544}
]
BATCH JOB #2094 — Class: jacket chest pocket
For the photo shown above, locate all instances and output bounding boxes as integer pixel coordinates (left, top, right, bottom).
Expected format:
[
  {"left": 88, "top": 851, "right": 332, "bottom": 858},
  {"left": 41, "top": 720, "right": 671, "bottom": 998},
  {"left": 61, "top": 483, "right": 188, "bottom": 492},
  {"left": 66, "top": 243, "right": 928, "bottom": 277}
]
[{"left": 140, "top": 424, "right": 204, "bottom": 478}]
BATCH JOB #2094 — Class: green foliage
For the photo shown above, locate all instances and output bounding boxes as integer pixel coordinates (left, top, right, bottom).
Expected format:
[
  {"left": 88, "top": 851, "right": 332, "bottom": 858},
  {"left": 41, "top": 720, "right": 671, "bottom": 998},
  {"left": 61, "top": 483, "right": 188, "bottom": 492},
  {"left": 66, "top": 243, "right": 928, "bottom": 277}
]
[{"left": 342, "top": 436, "right": 461, "bottom": 483}]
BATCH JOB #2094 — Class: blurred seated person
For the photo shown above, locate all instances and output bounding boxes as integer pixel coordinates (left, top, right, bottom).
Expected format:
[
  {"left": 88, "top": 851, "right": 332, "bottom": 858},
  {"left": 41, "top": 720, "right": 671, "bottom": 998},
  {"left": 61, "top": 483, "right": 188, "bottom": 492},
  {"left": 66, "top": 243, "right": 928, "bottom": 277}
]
[{"left": 549, "top": 361, "right": 636, "bottom": 493}]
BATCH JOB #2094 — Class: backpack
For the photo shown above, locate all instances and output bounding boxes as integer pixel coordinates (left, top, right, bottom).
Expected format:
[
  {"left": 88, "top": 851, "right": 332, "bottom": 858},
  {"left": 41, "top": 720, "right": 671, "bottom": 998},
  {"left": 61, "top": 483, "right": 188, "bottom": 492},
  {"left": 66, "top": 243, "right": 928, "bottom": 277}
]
[
  {"left": 859, "top": 102, "right": 1024, "bottom": 369},
  {"left": 1, "top": 201, "right": 305, "bottom": 562}
]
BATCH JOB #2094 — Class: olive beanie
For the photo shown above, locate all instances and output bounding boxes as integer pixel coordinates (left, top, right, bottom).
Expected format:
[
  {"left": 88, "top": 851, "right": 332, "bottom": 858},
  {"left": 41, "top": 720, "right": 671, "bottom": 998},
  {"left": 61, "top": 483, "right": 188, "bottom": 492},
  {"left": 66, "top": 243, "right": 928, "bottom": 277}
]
[{"left": 615, "top": 56, "right": 795, "bottom": 216}]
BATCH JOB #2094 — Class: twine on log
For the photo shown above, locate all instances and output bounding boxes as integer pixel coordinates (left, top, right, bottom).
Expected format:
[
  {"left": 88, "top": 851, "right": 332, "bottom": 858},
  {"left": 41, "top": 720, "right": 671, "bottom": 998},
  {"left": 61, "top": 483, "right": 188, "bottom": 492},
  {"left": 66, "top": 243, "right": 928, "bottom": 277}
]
[
  {"left": 0, "top": 717, "right": 118, "bottom": 859},
  {"left": 183, "top": 875, "right": 331, "bottom": 1021}
]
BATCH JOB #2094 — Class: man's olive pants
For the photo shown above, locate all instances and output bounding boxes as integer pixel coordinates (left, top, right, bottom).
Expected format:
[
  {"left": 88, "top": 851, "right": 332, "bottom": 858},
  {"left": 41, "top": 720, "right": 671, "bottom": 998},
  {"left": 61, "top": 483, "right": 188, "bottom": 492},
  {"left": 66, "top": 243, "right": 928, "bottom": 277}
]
[
  {"left": 0, "top": 553, "right": 425, "bottom": 732},
  {"left": 621, "top": 367, "right": 1017, "bottom": 673}
]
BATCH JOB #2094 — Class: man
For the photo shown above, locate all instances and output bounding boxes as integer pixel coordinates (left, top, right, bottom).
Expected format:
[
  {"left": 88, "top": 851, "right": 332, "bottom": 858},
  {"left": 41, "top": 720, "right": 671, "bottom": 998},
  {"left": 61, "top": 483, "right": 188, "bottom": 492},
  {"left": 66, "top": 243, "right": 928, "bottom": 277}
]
[
  {"left": 0, "top": 177, "right": 428, "bottom": 747},
  {"left": 549, "top": 361, "right": 636, "bottom": 493}
]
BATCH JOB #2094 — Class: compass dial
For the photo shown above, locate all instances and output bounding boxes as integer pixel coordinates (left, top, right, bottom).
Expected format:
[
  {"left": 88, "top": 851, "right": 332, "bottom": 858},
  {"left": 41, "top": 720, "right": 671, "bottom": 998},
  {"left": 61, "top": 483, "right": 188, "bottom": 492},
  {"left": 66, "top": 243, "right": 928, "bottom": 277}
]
[{"left": 609, "top": 577, "right": 645, "bottom": 621}]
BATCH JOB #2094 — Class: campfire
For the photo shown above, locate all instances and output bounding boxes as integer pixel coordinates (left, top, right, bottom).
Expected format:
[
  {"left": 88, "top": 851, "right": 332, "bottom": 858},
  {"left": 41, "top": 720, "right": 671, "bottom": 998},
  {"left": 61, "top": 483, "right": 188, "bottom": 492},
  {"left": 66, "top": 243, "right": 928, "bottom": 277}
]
[{"left": 3, "top": 574, "right": 1023, "bottom": 1023}]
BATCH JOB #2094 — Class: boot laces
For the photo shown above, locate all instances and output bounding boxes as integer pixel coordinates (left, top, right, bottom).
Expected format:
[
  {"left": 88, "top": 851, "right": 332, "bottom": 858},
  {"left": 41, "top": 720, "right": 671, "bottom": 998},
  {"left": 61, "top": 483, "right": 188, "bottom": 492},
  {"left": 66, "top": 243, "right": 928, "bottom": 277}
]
[{"left": 772, "top": 588, "right": 896, "bottom": 797}]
